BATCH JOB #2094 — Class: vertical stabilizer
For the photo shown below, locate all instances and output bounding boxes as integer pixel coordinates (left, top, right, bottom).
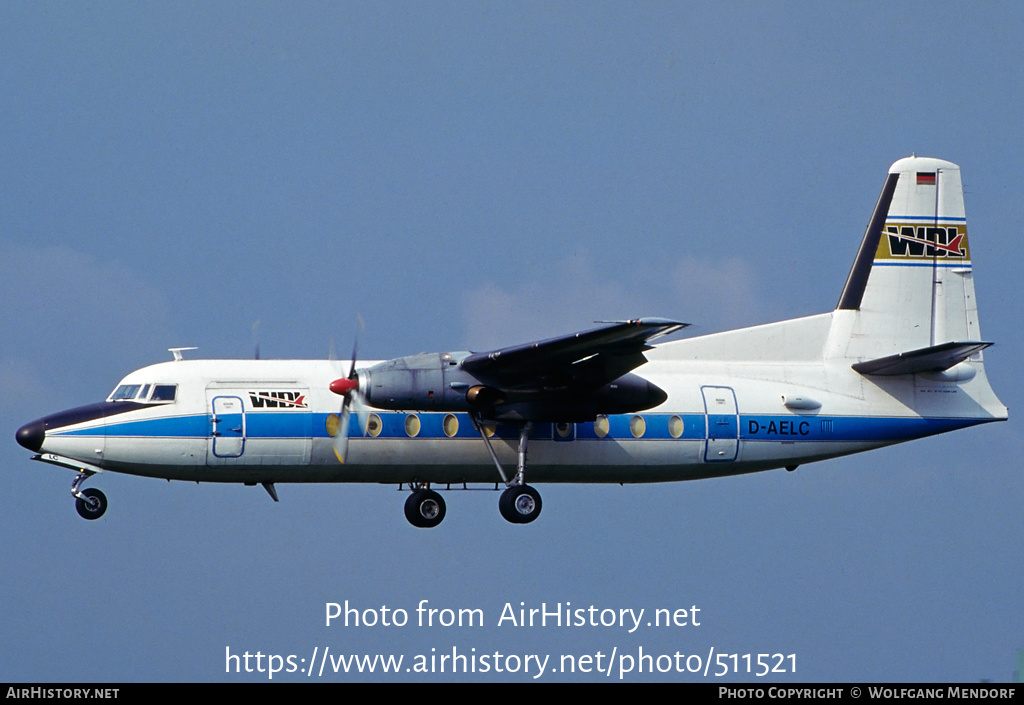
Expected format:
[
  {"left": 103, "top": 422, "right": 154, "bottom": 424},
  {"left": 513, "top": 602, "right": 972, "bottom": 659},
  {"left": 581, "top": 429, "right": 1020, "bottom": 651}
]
[{"left": 830, "top": 156, "right": 980, "bottom": 361}]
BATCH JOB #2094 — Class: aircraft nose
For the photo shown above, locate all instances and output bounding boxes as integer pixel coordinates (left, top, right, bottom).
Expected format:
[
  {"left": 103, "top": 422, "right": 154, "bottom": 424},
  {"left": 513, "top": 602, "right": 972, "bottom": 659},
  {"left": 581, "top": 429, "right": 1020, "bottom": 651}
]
[{"left": 15, "top": 420, "right": 46, "bottom": 452}]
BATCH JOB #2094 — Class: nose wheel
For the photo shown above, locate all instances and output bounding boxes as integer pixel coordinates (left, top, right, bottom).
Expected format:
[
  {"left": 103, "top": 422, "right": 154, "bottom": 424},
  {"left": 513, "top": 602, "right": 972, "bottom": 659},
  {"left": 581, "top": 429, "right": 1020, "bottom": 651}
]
[
  {"left": 71, "top": 471, "right": 107, "bottom": 520},
  {"left": 75, "top": 488, "right": 108, "bottom": 520}
]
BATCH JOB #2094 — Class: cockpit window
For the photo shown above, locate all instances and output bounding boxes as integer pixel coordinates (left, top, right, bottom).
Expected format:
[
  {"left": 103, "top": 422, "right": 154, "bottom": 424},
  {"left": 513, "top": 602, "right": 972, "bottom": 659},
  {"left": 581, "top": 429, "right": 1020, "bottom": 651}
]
[
  {"left": 150, "top": 385, "right": 177, "bottom": 402},
  {"left": 110, "top": 384, "right": 143, "bottom": 401},
  {"left": 109, "top": 383, "right": 177, "bottom": 403}
]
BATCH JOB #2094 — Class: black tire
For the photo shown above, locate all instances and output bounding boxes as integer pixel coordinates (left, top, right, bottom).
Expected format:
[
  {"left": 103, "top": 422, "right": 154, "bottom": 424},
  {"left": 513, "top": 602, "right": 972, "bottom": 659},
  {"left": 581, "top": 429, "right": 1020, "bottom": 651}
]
[
  {"left": 404, "top": 489, "right": 446, "bottom": 528},
  {"left": 498, "top": 485, "right": 542, "bottom": 524},
  {"left": 75, "top": 488, "right": 107, "bottom": 520}
]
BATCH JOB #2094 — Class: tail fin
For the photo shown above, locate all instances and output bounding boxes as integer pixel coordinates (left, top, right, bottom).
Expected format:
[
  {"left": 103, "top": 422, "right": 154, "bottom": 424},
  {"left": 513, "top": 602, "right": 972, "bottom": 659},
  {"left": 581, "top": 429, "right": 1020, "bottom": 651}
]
[{"left": 829, "top": 156, "right": 984, "bottom": 364}]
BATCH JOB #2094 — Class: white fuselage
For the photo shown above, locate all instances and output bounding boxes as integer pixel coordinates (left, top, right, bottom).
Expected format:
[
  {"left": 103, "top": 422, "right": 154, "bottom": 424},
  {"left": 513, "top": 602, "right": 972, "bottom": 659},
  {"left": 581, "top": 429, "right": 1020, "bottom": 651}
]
[
  {"left": 18, "top": 157, "right": 1009, "bottom": 528},
  {"left": 33, "top": 311, "right": 1006, "bottom": 488}
]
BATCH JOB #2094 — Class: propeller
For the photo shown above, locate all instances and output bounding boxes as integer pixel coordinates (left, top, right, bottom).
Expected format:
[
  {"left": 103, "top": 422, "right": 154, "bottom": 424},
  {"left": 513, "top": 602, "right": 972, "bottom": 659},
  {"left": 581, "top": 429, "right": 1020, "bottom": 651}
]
[{"left": 329, "top": 317, "right": 367, "bottom": 463}]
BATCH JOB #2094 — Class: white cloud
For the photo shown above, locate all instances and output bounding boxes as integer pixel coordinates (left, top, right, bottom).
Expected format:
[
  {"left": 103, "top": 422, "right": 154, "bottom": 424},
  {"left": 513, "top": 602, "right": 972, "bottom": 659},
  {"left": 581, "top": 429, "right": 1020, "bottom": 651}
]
[
  {"left": 460, "top": 253, "right": 765, "bottom": 351},
  {"left": 460, "top": 256, "right": 636, "bottom": 351}
]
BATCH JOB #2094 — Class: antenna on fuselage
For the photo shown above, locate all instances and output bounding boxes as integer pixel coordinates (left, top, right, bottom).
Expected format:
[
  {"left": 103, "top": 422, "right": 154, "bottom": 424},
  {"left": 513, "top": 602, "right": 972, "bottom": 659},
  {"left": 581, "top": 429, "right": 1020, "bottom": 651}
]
[{"left": 169, "top": 347, "right": 198, "bottom": 361}]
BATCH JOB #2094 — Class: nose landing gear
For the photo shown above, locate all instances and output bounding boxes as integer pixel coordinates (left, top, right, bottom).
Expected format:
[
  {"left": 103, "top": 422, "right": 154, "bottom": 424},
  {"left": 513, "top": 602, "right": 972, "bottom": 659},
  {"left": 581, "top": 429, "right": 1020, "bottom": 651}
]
[{"left": 71, "top": 472, "right": 107, "bottom": 520}]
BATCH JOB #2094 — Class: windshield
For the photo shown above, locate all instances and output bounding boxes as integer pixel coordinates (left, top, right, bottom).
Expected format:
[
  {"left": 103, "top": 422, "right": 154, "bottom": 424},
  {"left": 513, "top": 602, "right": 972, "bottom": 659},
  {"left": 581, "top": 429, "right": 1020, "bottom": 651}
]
[
  {"left": 151, "top": 385, "right": 177, "bottom": 402},
  {"left": 110, "top": 384, "right": 142, "bottom": 401},
  {"left": 108, "top": 383, "right": 177, "bottom": 403}
]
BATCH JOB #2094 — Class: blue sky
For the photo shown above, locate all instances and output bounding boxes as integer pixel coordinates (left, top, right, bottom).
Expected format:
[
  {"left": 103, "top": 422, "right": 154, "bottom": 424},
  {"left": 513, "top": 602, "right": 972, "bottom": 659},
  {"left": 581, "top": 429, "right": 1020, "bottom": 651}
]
[{"left": 2, "top": 2, "right": 1022, "bottom": 682}]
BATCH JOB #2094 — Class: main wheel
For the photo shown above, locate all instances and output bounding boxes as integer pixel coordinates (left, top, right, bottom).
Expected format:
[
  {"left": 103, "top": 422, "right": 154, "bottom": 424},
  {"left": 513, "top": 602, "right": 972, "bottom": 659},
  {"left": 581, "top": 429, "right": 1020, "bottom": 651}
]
[
  {"left": 498, "top": 485, "right": 542, "bottom": 524},
  {"left": 75, "top": 488, "right": 107, "bottom": 520},
  {"left": 404, "top": 489, "right": 446, "bottom": 528}
]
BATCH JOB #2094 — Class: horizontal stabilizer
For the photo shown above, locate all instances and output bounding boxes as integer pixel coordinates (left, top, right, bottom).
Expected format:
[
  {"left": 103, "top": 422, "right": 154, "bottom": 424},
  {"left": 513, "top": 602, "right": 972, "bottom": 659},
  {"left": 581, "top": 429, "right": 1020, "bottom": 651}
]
[{"left": 852, "top": 341, "right": 992, "bottom": 376}]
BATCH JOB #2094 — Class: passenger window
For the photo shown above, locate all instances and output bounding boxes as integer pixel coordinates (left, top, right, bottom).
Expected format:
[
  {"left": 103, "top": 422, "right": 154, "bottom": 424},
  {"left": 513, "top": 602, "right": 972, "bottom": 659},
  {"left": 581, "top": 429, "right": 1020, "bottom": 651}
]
[{"left": 150, "top": 385, "right": 177, "bottom": 402}]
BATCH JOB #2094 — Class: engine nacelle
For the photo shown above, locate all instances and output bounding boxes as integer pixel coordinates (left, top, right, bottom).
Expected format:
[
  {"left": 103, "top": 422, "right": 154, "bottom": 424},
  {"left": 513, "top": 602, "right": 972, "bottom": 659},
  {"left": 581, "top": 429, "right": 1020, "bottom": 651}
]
[
  {"left": 361, "top": 352, "right": 666, "bottom": 421},
  {"left": 362, "top": 352, "right": 477, "bottom": 411}
]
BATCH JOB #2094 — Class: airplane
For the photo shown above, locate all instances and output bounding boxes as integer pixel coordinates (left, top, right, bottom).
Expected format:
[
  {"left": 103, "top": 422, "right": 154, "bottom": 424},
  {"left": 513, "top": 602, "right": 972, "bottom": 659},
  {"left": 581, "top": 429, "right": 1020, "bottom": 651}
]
[{"left": 16, "top": 156, "right": 1008, "bottom": 527}]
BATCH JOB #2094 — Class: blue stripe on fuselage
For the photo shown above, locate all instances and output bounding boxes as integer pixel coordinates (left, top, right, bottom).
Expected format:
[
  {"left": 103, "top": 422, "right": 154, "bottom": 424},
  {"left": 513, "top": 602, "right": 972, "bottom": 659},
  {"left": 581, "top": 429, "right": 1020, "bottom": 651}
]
[{"left": 50, "top": 410, "right": 988, "bottom": 444}]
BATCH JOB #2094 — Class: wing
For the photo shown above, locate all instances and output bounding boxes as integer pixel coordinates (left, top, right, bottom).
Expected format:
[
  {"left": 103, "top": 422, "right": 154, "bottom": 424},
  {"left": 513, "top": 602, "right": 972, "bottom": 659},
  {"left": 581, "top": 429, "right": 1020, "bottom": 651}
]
[
  {"left": 359, "top": 318, "right": 689, "bottom": 421},
  {"left": 461, "top": 317, "right": 688, "bottom": 391}
]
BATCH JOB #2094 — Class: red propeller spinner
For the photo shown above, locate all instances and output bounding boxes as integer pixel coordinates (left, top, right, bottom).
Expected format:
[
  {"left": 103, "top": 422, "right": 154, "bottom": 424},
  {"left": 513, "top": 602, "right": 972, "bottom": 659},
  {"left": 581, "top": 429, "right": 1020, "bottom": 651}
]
[{"left": 329, "top": 377, "right": 358, "bottom": 396}]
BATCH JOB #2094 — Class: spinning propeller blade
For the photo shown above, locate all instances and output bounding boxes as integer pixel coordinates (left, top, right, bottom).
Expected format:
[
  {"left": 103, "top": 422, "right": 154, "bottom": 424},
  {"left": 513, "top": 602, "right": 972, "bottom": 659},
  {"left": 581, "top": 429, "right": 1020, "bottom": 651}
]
[{"left": 329, "top": 317, "right": 366, "bottom": 463}]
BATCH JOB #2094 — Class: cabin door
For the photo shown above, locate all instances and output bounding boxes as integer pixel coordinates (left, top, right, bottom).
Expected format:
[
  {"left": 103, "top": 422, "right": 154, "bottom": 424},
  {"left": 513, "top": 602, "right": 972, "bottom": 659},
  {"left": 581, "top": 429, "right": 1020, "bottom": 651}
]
[
  {"left": 702, "top": 386, "right": 738, "bottom": 462},
  {"left": 209, "top": 394, "right": 246, "bottom": 460}
]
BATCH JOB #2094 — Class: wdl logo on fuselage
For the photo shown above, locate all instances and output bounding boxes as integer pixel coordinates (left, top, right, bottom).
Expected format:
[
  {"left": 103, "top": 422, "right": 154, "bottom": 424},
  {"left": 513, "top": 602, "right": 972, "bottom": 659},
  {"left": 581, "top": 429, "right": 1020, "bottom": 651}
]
[{"left": 248, "top": 391, "right": 308, "bottom": 409}]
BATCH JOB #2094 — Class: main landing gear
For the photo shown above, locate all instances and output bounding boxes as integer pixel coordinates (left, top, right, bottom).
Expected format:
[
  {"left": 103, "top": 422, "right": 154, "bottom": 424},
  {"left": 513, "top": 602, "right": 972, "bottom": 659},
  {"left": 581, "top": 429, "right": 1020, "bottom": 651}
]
[
  {"left": 489, "top": 421, "right": 542, "bottom": 525},
  {"left": 402, "top": 420, "right": 543, "bottom": 528},
  {"left": 71, "top": 471, "right": 107, "bottom": 520},
  {"left": 404, "top": 486, "right": 446, "bottom": 528},
  {"left": 498, "top": 484, "right": 542, "bottom": 524}
]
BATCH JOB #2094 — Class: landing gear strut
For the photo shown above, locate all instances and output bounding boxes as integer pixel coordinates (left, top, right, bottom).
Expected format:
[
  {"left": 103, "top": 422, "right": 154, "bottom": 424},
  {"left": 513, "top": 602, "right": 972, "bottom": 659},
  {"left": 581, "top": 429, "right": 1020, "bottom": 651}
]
[
  {"left": 404, "top": 486, "right": 446, "bottom": 528},
  {"left": 400, "top": 420, "right": 546, "bottom": 527},
  {"left": 71, "top": 471, "right": 107, "bottom": 520},
  {"left": 475, "top": 419, "right": 543, "bottom": 525}
]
